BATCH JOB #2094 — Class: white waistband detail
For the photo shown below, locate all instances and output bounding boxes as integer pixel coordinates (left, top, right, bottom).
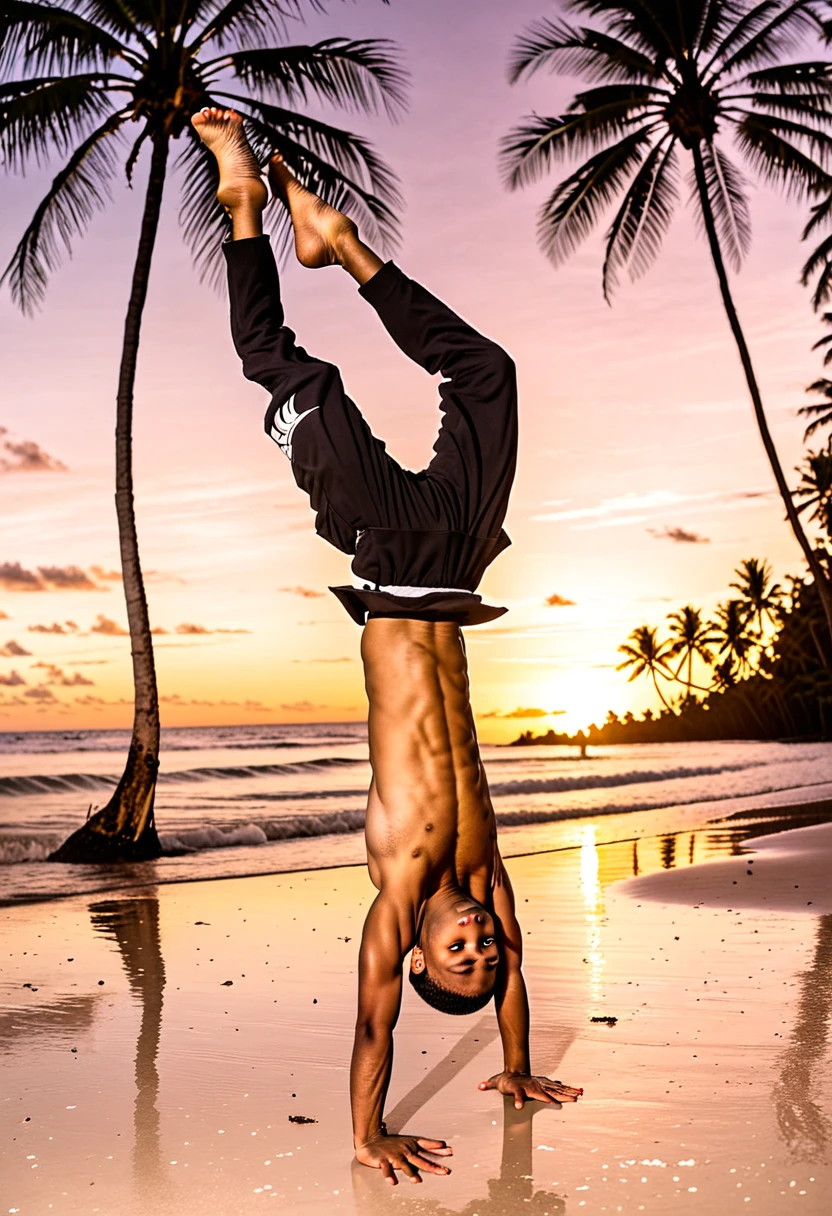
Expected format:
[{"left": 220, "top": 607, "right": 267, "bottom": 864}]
[{"left": 352, "top": 581, "right": 471, "bottom": 598}]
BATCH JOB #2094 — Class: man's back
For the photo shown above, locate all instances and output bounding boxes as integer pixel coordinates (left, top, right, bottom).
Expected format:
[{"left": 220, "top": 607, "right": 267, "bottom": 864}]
[{"left": 361, "top": 618, "right": 496, "bottom": 910}]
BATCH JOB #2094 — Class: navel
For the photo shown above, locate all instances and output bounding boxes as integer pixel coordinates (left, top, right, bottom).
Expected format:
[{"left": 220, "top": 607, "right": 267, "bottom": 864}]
[
  {"left": 412, "top": 847, "right": 422, "bottom": 859},
  {"left": 424, "top": 823, "right": 434, "bottom": 832}
]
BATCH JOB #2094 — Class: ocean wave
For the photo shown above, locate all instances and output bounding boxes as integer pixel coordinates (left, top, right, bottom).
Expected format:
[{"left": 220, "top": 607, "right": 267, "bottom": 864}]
[
  {"left": 0, "top": 756, "right": 364, "bottom": 798},
  {"left": 0, "top": 833, "right": 64, "bottom": 863},
  {"left": 488, "top": 761, "right": 763, "bottom": 798},
  {"left": 160, "top": 810, "right": 367, "bottom": 854}
]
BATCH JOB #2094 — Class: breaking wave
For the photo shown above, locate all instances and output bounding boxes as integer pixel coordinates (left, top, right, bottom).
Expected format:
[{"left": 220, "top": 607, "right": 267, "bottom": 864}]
[
  {"left": 487, "top": 761, "right": 763, "bottom": 798},
  {"left": 0, "top": 756, "right": 363, "bottom": 798}
]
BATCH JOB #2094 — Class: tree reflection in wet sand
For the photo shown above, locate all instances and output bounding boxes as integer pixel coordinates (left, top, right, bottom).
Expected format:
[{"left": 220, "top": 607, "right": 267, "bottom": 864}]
[
  {"left": 90, "top": 896, "right": 166, "bottom": 1198},
  {"left": 773, "top": 914, "right": 832, "bottom": 1162}
]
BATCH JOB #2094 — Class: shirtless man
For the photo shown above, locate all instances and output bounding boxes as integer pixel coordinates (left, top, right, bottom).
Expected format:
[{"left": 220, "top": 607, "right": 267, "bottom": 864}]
[{"left": 192, "top": 108, "right": 583, "bottom": 1187}]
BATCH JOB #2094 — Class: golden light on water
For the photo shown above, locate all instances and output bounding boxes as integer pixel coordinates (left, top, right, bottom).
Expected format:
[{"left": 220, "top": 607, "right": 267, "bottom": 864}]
[{"left": 579, "top": 823, "right": 605, "bottom": 1007}]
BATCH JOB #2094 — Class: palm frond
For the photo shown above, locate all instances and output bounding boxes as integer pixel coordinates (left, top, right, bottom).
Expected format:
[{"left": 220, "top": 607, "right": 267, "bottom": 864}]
[
  {"left": 508, "top": 16, "right": 658, "bottom": 85},
  {"left": 696, "top": 0, "right": 754, "bottom": 58},
  {"left": 801, "top": 230, "right": 832, "bottom": 309},
  {"left": 0, "top": 110, "right": 125, "bottom": 312},
  {"left": 566, "top": 1, "right": 679, "bottom": 61},
  {"left": 499, "top": 91, "right": 660, "bottom": 192},
  {"left": 0, "top": 1, "right": 137, "bottom": 75},
  {"left": 799, "top": 377, "right": 832, "bottom": 438},
  {"left": 77, "top": 1, "right": 156, "bottom": 42},
  {"left": 708, "top": 0, "right": 822, "bottom": 83},
  {"left": 0, "top": 74, "right": 120, "bottom": 172},
  {"left": 735, "top": 111, "right": 832, "bottom": 198},
  {"left": 205, "top": 38, "right": 408, "bottom": 120},
  {"left": 535, "top": 125, "right": 657, "bottom": 266},
  {"left": 191, "top": 0, "right": 304, "bottom": 52},
  {"left": 694, "top": 142, "right": 751, "bottom": 270},
  {"left": 725, "top": 92, "right": 832, "bottom": 129},
  {"left": 602, "top": 136, "right": 679, "bottom": 299},
  {"left": 738, "top": 59, "right": 832, "bottom": 95}
]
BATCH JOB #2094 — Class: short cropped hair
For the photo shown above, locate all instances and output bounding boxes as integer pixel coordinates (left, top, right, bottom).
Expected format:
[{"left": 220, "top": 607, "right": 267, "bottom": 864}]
[{"left": 409, "top": 965, "right": 495, "bottom": 1015}]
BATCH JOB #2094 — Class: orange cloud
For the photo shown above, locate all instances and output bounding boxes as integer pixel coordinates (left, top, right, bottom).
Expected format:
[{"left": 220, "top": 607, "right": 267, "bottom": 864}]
[
  {"left": 648, "top": 526, "right": 711, "bottom": 544},
  {"left": 174, "top": 623, "right": 251, "bottom": 635},
  {"left": 0, "top": 639, "right": 31, "bottom": 656},
  {"left": 279, "top": 586, "right": 326, "bottom": 599},
  {"left": 31, "top": 663, "right": 95, "bottom": 687},
  {"left": 0, "top": 670, "right": 25, "bottom": 686},
  {"left": 482, "top": 707, "right": 567, "bottom": 719},
  {"left": 90, "top": 615, "right": 129, "bottom": 636},
  {"left": 27, "top": 620, "right": 80, "bottom": 634},
  {"left": 89, "top": 565, "right": 122, "bottom": 582},
  {"left": 545, "top": 593, "right": 576, "bottom": 607},
  {"left": 38, "top": 565, "right": 99, "bottom": 590}
]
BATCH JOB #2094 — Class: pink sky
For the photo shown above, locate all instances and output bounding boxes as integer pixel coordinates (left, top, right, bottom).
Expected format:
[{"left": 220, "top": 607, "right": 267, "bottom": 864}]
[{"left": 0, "top": 0, "right": 828, "bottom": 741}]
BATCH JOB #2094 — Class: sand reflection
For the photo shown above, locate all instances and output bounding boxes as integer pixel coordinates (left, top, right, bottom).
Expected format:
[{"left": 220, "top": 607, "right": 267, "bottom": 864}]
[{"left": 89, "top": 895, "right": 167, "bottom": 1199}]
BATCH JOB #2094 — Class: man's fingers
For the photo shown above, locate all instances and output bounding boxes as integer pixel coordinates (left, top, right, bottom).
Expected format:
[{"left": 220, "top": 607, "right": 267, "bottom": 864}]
[
  {"left": 380, "top": 1160, "right": 397, "bottom": 1186},
  {"left": 408, "top": 1153, "right": 450, "bottom": 1177},
  {"left": 478, "top": 1078, "right": 495, "bottom": 1090},
  {"left": 415, "top": 1139, "right": 453, "bottom": 1155},
  {"left": 514, "top": 1091, "right": 526, "bottom": 1109},
  {"left": 398, "top": 1158, "right": 421, "bottom": 1184}
]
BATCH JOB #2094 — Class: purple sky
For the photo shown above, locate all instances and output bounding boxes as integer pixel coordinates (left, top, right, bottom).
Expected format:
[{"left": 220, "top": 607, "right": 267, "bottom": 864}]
[{"left": 0, "top": 0, "right": 828, "bottom": 738}]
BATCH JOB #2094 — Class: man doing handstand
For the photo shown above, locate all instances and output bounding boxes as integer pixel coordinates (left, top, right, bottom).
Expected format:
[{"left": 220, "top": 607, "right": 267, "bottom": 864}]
[{"left": 193, "top": 108, "right": 582, "bottom": 1187}]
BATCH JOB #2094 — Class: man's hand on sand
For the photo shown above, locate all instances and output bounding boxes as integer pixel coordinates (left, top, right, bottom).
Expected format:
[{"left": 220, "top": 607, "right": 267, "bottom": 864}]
[
  {"left": 355, "top": 1131, "right": 453, "bottom": 1186},
  {"left": 478, "top": 1071, "right": 584, "bottom": 1110}
]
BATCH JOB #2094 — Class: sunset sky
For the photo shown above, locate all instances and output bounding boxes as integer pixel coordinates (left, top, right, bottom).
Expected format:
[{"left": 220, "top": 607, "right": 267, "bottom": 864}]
[{"left": 1, "top": 0, "right": 829, "bottom": 742}]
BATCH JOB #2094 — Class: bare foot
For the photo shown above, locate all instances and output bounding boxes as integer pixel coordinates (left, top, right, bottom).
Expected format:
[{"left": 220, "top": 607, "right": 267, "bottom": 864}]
[
  {"left": 191, "top": 108, "right": 267, "bottom": 213},
  {"left": 269, "top": 154, "right": 358, "bottom": 268}
]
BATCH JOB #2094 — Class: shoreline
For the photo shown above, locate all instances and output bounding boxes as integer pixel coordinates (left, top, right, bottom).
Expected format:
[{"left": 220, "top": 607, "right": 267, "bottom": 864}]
[{"left": 3, "top": 787, "right": 832, "bottom": 910}]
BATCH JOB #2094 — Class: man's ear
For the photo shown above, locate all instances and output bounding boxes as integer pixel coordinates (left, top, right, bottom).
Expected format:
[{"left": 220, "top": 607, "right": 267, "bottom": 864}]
[{"left": 410, "top": 945, "right": 425, "bottom": 974}]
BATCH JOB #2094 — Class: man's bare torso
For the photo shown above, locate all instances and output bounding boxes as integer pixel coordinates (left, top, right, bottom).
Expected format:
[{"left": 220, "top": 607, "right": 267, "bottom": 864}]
[{"left": 361, "top": 619, "right": 496, "bottom": 917}]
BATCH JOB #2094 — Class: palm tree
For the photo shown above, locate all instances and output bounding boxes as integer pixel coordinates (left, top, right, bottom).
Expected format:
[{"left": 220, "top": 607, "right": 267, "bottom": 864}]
[
  {"left": 1, "top": 1, "right": 405, "bottom": 862},
  {"left": 500, "top": 0, "right": 832, "bottom": 649},
  {"left": 729, "top": 556, "right": 783, "bottom": 637},
  {"left": 794, "top": 442, "right": 832, "bottom": 536},
  {"left": 801, "top": 377, "right": 832, "bottom": 439},
  {"left": 712, "top": 597, "right": 758, "bottom": 681},
  {"left": 617, "top": 623, "right": 674, "bottom": 709},
  {"left": 666, "top": 603, "right": 715, "bottom": 696}
]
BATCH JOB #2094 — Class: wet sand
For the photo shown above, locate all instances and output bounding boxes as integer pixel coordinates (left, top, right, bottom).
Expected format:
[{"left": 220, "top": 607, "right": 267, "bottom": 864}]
[{"left": 2, "top": 809, "right": 830, "bottom": 1215}]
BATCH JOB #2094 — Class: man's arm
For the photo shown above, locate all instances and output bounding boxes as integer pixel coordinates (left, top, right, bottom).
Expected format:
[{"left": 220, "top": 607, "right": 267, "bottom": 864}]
[
  {"left": 351, "top": 892, "right": 453, "bottom": 1184},
  {"left": 479, "top": 853, "right": 583, "bottom": 1109}
]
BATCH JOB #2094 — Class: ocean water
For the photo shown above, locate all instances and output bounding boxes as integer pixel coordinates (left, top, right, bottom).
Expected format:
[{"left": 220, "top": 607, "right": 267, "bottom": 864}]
[{"left": 1, "top": 723, "right": 831, "bottom": 904}]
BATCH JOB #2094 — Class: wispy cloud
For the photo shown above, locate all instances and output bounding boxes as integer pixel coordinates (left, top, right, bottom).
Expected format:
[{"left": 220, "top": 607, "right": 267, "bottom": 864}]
[
  {"left": 648, "top": 525, "right": 711, "bottom": 544},
  {"left": 280, "top": 699, "right": 328, "bottom": 713},
  {"left": 174, "top": 623, "right": 251, "bottom": 636},
  {"left": 0, "top": 639, "right": 31, "bottom": 657},
  {"left": 0, "top": 610, "right": 9, "bottom": 620},
  {"left": 31, "top": 663, "right": 94, "bottom": 687},
  {"left": 24, "top": 686, "right": 58, "bottom": 703},
  {"left": 280, "top": 585, "right": 327, "bottom": 599},
  {"left": 481, "top": 706, "right": 567, "bottom": 720},
  {"left": 90, "top": 615, "right": 129, "bottom": 636},
  {"left": 38, "top": 565, "right": 98, "bottom": 590},
  {"left": 292, "top": 656, "right": 352, "bottom": 664},
  {"left": 89, "top": 565, "right": 121, "bottom": 582},
  {"left": 0, "top": 670, "right": 25, "bottom": 686},
  {"left": 533, "top": 488, "right": 775, "bottom": 530},
  {"left": 27, "top": 620, "right": 80, "bottom": 635},
  {"left": 0, "top": 562, "right": 42, "bottom": 591},
  {"left": 0, "top": 428, "right": 67, "bottom": 474},
  {"left": 545, "top": 593, "right": 576, "bottom": 607},
  {"left": 159, "top": 693, "right": 271, "bottom": 710}
]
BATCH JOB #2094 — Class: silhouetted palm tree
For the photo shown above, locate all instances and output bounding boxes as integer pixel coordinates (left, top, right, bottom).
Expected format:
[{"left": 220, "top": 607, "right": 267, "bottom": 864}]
[
  {"left": 666, "top": 604, "right": 715, "bottom": 696},
  {"left": 712, "top": 597, "right": 758, "bottom": 681},
  {"left": 794, "top": 442, "right": 832, "bottom": 536},
  {"left": 617, "top": 624, "right": 674, "bottom": 709},
  {"left": 730, "top": 556, "right": 783, "bottom": 637},
  {"left": 501, "top": 0, "right": 832, "bottom": 647},
  {"left": 1, "top": 1, "right": 404, "bottom": 861}
]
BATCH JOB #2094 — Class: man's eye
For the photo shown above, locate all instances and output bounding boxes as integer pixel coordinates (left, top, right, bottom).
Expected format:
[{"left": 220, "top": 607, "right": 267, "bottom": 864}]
[
  {"left": 449, "top": 942, "right": 463, "bottom": 952},
  {"left": 482, "top": 937, "right": 495, "bottom": 946}
]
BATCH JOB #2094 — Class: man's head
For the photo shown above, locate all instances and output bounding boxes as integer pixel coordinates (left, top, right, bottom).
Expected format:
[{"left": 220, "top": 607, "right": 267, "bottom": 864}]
[{"left": 408, "top": 893, "right": 499, "bottom": 1015}]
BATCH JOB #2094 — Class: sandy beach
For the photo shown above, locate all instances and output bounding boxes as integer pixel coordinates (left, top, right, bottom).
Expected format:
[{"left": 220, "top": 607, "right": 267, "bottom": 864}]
[{"left": 1, "top": 803, "right": 830, "bottom": 1215}]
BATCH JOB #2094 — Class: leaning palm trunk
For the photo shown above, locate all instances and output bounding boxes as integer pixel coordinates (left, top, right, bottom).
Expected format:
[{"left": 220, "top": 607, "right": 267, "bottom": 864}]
[
  {"left": 50, "top": 136, "right": 169, "bottom": 863},
  {"left": 691, "top": 142, "right": 832, "bottom": 664}
]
